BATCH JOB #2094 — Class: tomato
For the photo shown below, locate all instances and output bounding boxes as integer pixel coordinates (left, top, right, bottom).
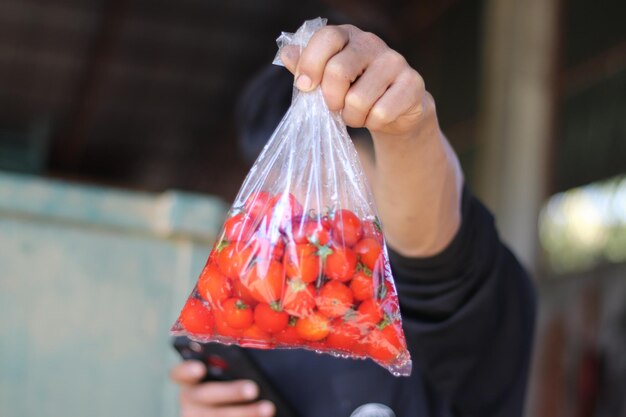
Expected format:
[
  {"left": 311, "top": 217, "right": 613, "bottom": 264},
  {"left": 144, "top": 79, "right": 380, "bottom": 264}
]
[
  {"left": 282, "top": 279, "right": 316, "bottom": 317},
  {"left": 353, "top": 238, "right": 383, "bottom": 271},
  {"left": 291, "top": 220, "right": 330, "bottom": 246},
  {"left": 179, "top": 298, "right": 214, "bottom": 335},
  {"left": 223, "top": 213, "right": 256, "bottom": 242},
  {"left": 274, "top": 318, "right": 303, "bottom": 344},
  {"left": 221, "top": 298, "right": 254, "bottom": 329},
  {"left": 268, "top": 193, "right": 304, "bottom": 229},
  {"left": 316, "top": 281, "right": 354, "bottom": 318},
  {"left": 323, "top": 247, "right": 357, "bottom": 282},
  {"left": 331, "top": 209, "right": 363, "bottom": 247},
  {"left": 232, "top": 276, "right": 256, "bottom": 305},
  {"left": 244, "top": 191, "right": 272, "bottom": 219},
  {"left": 241, "top": 324, "right": 272, "bottom": 349},
  {"left": 295, "top": 312, "right": 330, "bottom": 341},
  {"left": 366, "top": 326, "right": 403, "bottom": 363},
  {"left": 357, "top": 299, "right": 384, "bottom": 328},
  {"left": 217, "top": 243, "right": 254, "bottom": 279},
  {"left": 244, "top": 260, "right": 284, "bottom": 303},
  {"left": 249, "top": 234, "right": 285, "bottom": 262},
  {"left": 350, "top": 271, "right": 375, "bottom": 301},
  {"left": 326, "top": 319, "right": 361, "bottom": 351},
  {"left": 213, "top": 309, "right": 244, "bottom": 339},
  {"left": 254, "top": 302, "right": 289, "bottom": 333},
  {"left": 284, "top": 243, "right": 320, "bottom": 283},
  {"left": 197, "top": 266, "right": 231, "bottom": 307},
  {"left": 362, "top": 219, "right": 384, "bottom": 244}
]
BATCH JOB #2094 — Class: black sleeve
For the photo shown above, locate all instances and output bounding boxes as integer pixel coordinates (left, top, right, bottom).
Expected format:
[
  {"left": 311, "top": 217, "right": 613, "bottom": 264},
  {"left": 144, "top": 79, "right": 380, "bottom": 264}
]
[{"left": 388, "top": 187, "right": 536, "bottom": 417}]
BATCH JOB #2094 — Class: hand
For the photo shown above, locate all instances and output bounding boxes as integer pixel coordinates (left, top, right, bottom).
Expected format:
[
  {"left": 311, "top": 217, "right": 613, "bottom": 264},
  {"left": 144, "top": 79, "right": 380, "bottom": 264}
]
[
  {"left": 170, "top": 361, "right": 276, "bottom": 417},
  {"left": 280, "top": 24, "right": 430, "bottom": 141}
]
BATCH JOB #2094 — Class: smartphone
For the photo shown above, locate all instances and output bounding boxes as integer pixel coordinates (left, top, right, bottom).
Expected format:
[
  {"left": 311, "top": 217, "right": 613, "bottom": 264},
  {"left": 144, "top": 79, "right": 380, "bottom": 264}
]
[{"left": 172, "top": 337, "right": 298, "bottom": 417}]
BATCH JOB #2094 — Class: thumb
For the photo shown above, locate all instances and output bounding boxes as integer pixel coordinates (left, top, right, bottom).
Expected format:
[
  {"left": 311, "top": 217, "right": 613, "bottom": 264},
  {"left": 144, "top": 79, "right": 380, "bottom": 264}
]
[{"left": 279, "top": 45, "right": 300, "bottom": 75}]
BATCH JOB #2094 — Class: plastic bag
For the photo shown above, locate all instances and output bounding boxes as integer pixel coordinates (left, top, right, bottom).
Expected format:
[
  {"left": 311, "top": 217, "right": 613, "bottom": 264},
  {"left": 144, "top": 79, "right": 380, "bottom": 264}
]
[{"left": 171, "top": 17, "right": 412, "bottom": 376}]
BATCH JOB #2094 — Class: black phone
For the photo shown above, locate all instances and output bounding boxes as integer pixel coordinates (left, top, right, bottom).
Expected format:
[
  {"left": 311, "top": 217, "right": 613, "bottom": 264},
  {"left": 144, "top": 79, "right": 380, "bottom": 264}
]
[{"left": 172, "top": 337, "right": 298, "bottom": 417}]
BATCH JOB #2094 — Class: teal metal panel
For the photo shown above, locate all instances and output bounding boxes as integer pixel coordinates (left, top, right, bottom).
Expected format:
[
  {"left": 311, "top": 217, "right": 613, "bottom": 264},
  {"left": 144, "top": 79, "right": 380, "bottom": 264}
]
[{"left": 0, "top": 171, "right": 228, "bottom": 417}]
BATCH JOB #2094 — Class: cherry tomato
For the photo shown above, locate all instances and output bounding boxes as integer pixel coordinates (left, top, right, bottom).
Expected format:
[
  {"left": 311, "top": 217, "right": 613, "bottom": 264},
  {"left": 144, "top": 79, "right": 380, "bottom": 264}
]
[
  {"left": 241, "top": 324, "right": 272, "bottom": 349},
  {"left": 244, "top": 260, "right": 284, "bottom": 303},
  {"left": 268, "top": 193, "right": 304, "bottom": 229},
  {"left": 223, "top": 213, "right": 256, "bottom": 242},
  {"left": 316, "top": 281, "right": 354, "bottom": 318},
  {"left": 331, "top": 209, "right": 363, "bottom": 247},
  {"left": 282, "top": 279, "right": 316, "bottom": 317},
  {"left": 295, "top": 312, "right": 330, "bottom": 341},
  {"left": 213, "top": 309, "right": 244, "bottom": 339},
  {"left": 291, "top": 220, "right": 330, "bottom": 245},
  {"left": 353, "top": 238, "right": 383, "bottom": 271},
  {"left": 366, "top": 326, "right": 403, "bottom": 363},
  {"left": 217, "top": 243, "right": 254, "bottom": 279},
  {"left": 254, "top": 302, "right": 289, "bottom": 333},
  {"left": 244, "top": 191, "right": 272, "bottom": 219},
  {"left": 284, "top": 243, "right": 320, "bottom": 283},
  {"left": 221, "top": 298, "right": 254, "bottom": 329},
  {"left": 326, "top": 319, "right": 361, "bottom": 351},
  {"left": 197, "top": 266, "right": 231, "bottom": 307},
  {"left": 350, "top": 271, "right": 375, "bottom": 301},
  {"left": 274, "top": 318, "right": 304, "bottom": 344},
  {"left": 249, "top": 234, "right": 285, "bottom": 261},
  {"left": 324, "top": 247, "right": 357, "bottom": 282},
  {"left": 179, "top": 298, "right": 214, "bottom": 335},
  {"left": 362, "top": 219, "right": 384, "bottom": 244},
  {"left": 357, "top": 299, "right": 384, "bottom": 328},
  {"left": 232, "top": 276, "right": 256, "bottom": 305}
]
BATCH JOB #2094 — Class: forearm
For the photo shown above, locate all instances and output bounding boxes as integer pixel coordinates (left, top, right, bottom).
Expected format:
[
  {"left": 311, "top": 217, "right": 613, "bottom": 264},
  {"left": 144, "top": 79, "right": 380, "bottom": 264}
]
[{"left": 370, "top": 94, "right": 464, "bottom": 258}]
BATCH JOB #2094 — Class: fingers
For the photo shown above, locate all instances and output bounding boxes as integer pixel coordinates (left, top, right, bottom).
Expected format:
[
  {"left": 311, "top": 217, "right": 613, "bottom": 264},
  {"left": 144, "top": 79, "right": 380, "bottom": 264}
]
[
  {"left": 170, "top": 360, "right": 207, "bottom": 385},
  {"left": 180, "top": 379, "right": 259, "bottom": 406},
  {"left": 181, "top": 400, "right": 275, "bottom": 417},
  {"left": 279, "top": 45, "right": 300, "bottom": 74}
]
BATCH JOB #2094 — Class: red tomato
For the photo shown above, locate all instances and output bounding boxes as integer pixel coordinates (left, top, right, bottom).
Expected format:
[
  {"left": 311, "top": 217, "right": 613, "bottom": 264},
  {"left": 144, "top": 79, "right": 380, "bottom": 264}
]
[
  {"left": 331, "top": 209, "right": 363, "bottom": 247},
  {"left": 323, "top": 247, "right": 357, "bottom": 282},
  {"left": 316, "top": 281, "right": 354, "bottom": 318},
  {"left": 244, "top": 191, "right": 272, "bottom": 219},
  {"left": 353, "top": 238, "right": 383, "bottom": 271},
  {"left": 295, "top": 312, "right": 330, "bottom": 341},
  {"left": 274, "top": 318, "right": 304, "bottom": 344},
  {"left": 284, "top": 243, "right": 320, "bottom": 283},
  {"left": 213, "top": 309, "right": 244, "bottom": 339},
  {"left": 249, "top": 234, "right": 285, "bottom": 261},
  {"left": 197, "top": 266, "right": 231, "bottom": 307},
  {"left": 282, "top": 279, "right": 316, "bottom": 317},
  {"left": 326, "top": 319, "right": 361, "bottom": 351},
  {"left": 241, "top": 324, "right": 273, "bottom": 349},
  {"left": 254, "top": 302, "right": 289, "bottom": 333},
  {"left": 291, "top": 220, "right": 330, "bottom": 245},
  {"left": 350, "top": 271, "right": 375, "bottom": 301},
  {"left": 217, "top": 243, "right": 254, "bottom": 279},
  {"left": 268, "top": 193, "right": 304, "bottom": 229},
  {"left": 221, "top": 298, "right": 254, "bottom": 329},
  {"left": 362, "top": 219, "right": 384, "bottom": 244},
  {"left": 357, "top": 299, "right": 384, "bottom": 328},
  {"left": 232, "top": 276, "right": 256, "bottom": 305},
  {"left": 223, "top": 213, "right": 256, "bottom": 242},
  {"left": 179, "top": 298, "right": 214, "bottom": 335},
  {"left": 366, "top": 326, "right": 403, "bottom": 363},
  {"left": 244, "top": 260, "right": 284, "bottom": 303}
]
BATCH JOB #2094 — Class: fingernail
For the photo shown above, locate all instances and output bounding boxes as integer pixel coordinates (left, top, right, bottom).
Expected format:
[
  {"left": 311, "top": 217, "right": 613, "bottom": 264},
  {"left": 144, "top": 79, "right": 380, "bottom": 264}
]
[
  {"left": 186, "top": 361, "right": 206, "bottom": 377},
  {"left": 241, "top": 381, "right": 258, "bottom": 399},
  {"left": 258, "top": 401, "right": 275, "bottom": 417},
  {"left": 296, "top": 74, "right": 312, "bottom": 91}
]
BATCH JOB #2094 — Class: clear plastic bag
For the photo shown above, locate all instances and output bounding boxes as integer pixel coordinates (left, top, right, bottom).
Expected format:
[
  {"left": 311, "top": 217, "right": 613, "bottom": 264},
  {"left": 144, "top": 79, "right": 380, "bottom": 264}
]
[{"left": 171, "top": 17, "right": 412, "bottom": 376}]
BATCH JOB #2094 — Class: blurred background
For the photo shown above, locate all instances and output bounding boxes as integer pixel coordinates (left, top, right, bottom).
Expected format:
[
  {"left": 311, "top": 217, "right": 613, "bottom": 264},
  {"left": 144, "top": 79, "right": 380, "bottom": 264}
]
[{"left": 0, "top": 0, "right": 624, "bottom": 416}]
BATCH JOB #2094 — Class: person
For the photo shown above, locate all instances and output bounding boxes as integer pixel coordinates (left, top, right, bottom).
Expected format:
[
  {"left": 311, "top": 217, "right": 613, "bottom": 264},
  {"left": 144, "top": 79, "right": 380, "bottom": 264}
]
[{"left": 170, "top": 23, "right": 536, "bottom": 417}]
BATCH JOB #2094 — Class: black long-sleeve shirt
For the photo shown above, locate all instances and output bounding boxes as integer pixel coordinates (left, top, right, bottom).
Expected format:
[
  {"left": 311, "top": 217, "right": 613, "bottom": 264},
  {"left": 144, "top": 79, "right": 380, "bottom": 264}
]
[{"left": 250, "top": 188, "right": 536, "bottom": 417}]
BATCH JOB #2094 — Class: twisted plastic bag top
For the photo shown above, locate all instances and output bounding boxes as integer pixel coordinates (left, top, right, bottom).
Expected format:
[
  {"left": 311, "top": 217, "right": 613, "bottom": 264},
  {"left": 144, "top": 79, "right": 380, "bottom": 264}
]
[{"left": 171, "top": 17, "right": 412, "bottom": 376}]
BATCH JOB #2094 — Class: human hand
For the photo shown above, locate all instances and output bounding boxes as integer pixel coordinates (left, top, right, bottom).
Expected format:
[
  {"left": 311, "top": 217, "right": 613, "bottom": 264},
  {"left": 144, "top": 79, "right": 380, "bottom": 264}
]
[
  {"left": 170, "top": 361, "right": 276, "bottom": 417},
  {"left": 280, "top": 24, "right": 435, "bottom": 141}
]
